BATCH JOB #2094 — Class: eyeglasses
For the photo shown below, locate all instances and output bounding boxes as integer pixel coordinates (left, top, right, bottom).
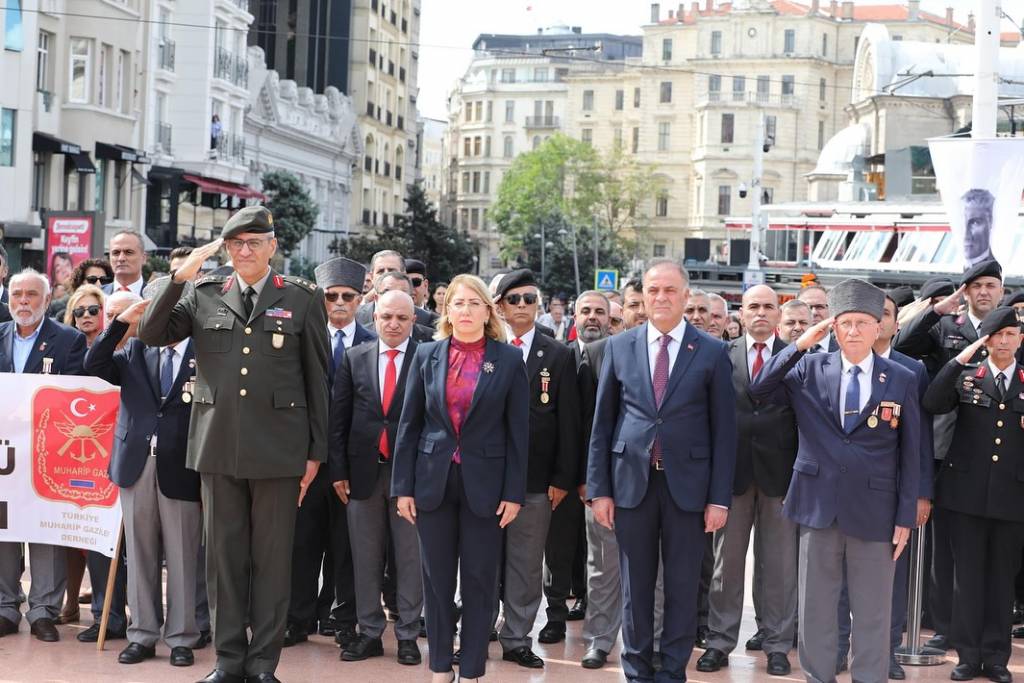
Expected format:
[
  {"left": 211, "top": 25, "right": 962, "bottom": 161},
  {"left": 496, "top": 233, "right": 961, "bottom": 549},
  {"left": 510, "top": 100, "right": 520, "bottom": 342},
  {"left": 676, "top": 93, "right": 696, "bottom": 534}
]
[
  {"left": 325, "top": 291, "right": 359, "bottom": 303},
  {"left": 611, "top": 317, "right": 624, "bottom": 326},
  {"left": 225, "top": 237, "right": 272, "bottom": 252},
  {"left": 72, "top": 305, "right": 101, "bottom": 318},
  {"left": 84, "top": 275, "right": 113, "bottom": 285},
  {"left": 410, "top": 277, "right": 424, "bottom": 288},
  {"left": 835, "top": 319, "right": 876, "bottom": 332},
  {"left": 504, "top": 293, "right": 538, "bottom": 306},
  {"left": 449, "top": 299, "right": 485, "bottom": 311}
]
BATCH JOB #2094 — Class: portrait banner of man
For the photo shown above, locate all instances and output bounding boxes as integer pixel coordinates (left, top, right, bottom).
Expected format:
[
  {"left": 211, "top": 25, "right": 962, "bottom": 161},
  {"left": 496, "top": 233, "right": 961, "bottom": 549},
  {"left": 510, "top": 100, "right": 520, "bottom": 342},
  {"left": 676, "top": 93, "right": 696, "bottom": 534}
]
[{"left": 928, "top": 137, "right": 1024, "bottom": 269}]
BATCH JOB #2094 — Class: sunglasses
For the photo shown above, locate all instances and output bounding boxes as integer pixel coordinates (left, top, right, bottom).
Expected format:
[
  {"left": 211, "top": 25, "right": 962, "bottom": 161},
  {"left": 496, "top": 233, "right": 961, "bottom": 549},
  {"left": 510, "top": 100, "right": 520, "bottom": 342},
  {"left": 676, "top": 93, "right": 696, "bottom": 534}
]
[
  {"left": 325, "top": 291, "right": 359, "bottom": 303},
  {"left": 73, "top": 305, "right": 101, "bottom": 318},
  {"left": 410, "top": 277, "right": 424, "bottom": 288},
  {"left": 84, "top": 275, "right": 113, "bottom": 285},
  {"left": 504, "top": 293, "right": 538, "bottom": 306}
]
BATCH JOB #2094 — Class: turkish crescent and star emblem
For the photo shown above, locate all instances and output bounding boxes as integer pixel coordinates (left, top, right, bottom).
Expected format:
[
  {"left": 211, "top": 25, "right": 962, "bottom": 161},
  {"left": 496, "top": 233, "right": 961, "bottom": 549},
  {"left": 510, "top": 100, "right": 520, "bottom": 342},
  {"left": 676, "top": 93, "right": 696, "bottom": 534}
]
[{"left": 32, "top": 387, "right": 120, "bottom": 508}]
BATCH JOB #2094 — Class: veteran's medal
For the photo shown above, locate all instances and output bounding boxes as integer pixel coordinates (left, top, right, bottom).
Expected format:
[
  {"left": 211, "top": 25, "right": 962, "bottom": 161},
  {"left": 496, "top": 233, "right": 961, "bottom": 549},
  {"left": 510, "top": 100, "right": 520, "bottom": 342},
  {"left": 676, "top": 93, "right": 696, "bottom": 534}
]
[
  {"left": 272, "top": 333, "right": 285, "bottom": 349},
  {"left": 41, "top": 357, "right": 54, "bottom": 375},
  {"left": 867, "top": 415, "right": 878, "bottom": 429},
  {"left": 182, "top": 378, "right": 195, "bottom": 404},
  {"left": 540, "top": 368, "right": 551, "bottom": 404}
]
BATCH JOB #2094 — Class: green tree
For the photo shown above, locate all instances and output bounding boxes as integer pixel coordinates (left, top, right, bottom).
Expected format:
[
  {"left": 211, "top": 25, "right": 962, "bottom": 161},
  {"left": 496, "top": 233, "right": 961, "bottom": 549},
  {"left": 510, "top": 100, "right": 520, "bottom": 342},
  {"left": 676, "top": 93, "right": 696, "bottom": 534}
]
[
  {"left": 261, "top": 170, "right": 320, "bottom": 258},
  {"left": 330, "top": 183, "right": 476, "bottom": 282}
]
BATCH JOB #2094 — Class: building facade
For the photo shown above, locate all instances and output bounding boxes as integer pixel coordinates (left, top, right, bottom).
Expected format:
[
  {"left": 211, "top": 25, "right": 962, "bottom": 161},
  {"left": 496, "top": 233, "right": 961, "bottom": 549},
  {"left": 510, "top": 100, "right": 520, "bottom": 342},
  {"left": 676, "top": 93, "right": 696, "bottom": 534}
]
[{"left": 418, "top": 116, "right": 447, "bottom": 209}]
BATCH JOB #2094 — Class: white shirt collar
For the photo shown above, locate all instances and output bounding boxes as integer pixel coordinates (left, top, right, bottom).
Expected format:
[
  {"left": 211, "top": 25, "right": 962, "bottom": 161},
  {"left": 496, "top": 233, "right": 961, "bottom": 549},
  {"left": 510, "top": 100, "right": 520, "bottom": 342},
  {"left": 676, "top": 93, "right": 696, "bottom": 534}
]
[
  {"left": 507, "top": 325, "right": 536, "bottom": 347},
  {"left": 164, "top": 338, "right": 190, "bottom": 355},
  {"left": 840, "top": 352, "right": 874, "bottom": 377},
  {"left": 988, "top": 357, "right": 1016, "bottom": 378},
  {"left": 647, "top": 318, "right": 688, "bottom": 346},
  {"left": 745, "top": 333, "right": 775, "bottom": 352},
  {"left": 876, "top": 345, "right": 892, "bottom": 359},
  {"left": 379, "top": 337, "right": 410, "bottom": 356},
  {"left": 968, "top": 311, "right": 983, "bottom": 332}
]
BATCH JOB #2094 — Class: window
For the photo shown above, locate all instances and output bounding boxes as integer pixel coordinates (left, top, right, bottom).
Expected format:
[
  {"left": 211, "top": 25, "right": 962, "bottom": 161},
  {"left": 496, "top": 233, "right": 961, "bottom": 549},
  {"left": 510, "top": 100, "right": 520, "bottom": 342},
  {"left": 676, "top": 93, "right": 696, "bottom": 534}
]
[
  {"left": 463, "top": 137, "right": 471, "bottom": 157},
  {"left": 653, "top": 243, "right": 666, "bottom": 258},
  {"left": 36, "top": 31, "right": 49, "bottom": 91},
  {"left": 117, "top": 50, "right": 127, "bottom": 112},
  {"left": 503, "top": 135, "right": 513, "bottom": 157},
  {"left": 500, "top": 68, "right": 515, "bottom": 83},
  {"left": 781, "top": 75, "right": 795, "bottom": 98},
  {"left": 854, "top": 36, "right": 860, "bottom": 53},
  {"left": 732, "top": 76, "right": 745, "bottom": 101},
  {"left": 659, "top": 81, "right": 672, "bottom": 103},
  {"left": 486, "top": 101, "right": 492, "bottom": 122},
  {"left": 717, "top": 185, "right": 731, "bottom": 215},
  {"left": 711, "top": 30, "right": 722, "bottom": 55},
  {"left": 633, "top": 87, "right": 641, "bottom": 107},
  {"left": 765, "top": 115, "right": 777, "bottom": 144},
  {"left": 613, "top": 126, "right": 623, "bottom": 150},
  {"left": 582, "top": 90, "right": 594, "bottom": 111},
  {"left": 784, "top": 29, "right": 795, "bottom": 53},
  {"left": 892, "top": 34, "right": 903, "bottom": 41},
  {"left": 464, "top": 105, "right": 472, "bottom": 123},
  {"left": 721, "top": 113, "right": 734, "bottom": 144},
  {"left": 32, "top": 154, "right": 46, "bottom": 210},
  {"left": 756, "top": 75, "right": 769, "bottom": 102},
  {"left": 656, "top": 191, "right": 668, "bottom": 217},
  {"left": 483, "top": 171, "right": 490, "bottom": 194},
  {"left": 533, "top": 67, "right": 548, "bottom": 82},
  {"left": 819, "top": 78, "right": 827, "bottom": 101},
  {"left": 818, "top": 121, "right": 825, "bottom": 150},
  {"left": 472, "top": 172, "right": 480, "bottom": 193},
  {"left": 484, "top": 136, "right": 491, "bottom": 157},
  {"left": 581, "top": 128, "right": 592, "bottom": 146},
  {"left": 461, "top": 172, "right": 469, "bottom": 193},
  {"left": 98, "top": 45, "right": 109, "bottom": 108},
  {"left": 708, "top": 74, "right": 721, "bottom": 100},
  {"left": 460, "top": 208, "right": 469, "bottom": 228},
  {"left": 471, "top": 208, "right": 480, "bottom": 230},
  {"left": 657, "top": 121, "right": 670, "bottom": 151},
  {"left": 473, "top": 136, "right": 481, "bottom": 156},
  {"left": 662, "top": 38, "right": 672, "bottom": 61},
  {"left": 69, "top": 38, "right": 91, "bottom": 103},
  {"left": 474, "top": 101, "right": 482, "bottom": 121},
  {"left": 821, "top": 33, "right": 828, "bottom": 56},
  {"left": 615, "top": 89, "right": 624, "bottom": 110},
  {"left": 4, "top": 0, "right": 23, "bottom": 51},
  {"left": 0, "top": 109, "right": 14, "bottom": 166},
  {"left": 631, "top": 126, "right": 639, "bottom": 153}
]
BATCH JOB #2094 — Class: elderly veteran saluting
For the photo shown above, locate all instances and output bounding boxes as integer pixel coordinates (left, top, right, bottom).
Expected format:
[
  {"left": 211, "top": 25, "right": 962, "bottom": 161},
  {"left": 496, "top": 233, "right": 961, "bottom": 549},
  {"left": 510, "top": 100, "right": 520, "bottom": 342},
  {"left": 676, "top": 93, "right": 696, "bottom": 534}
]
[
  {"left": 138, "top": 206, "right": 330, "bottom": 683},
  {"left": 750, "top": 278, "right": 920, "bottom": 683}
]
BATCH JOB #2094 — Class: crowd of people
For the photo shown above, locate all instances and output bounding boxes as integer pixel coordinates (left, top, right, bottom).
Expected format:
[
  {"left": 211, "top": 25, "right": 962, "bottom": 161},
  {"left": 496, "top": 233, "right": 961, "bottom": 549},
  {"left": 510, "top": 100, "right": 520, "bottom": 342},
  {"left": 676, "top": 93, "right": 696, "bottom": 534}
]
[{"left": 1, "top": 204, "right": 1024, "bottom": 683}]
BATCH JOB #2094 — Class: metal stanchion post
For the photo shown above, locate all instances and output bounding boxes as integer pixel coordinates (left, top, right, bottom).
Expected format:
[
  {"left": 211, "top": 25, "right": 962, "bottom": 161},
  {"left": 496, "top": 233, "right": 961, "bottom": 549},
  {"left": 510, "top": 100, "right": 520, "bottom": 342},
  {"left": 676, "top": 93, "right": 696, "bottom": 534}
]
[{"left": 895, "top": 527, "right": 946, "bottom": 665}]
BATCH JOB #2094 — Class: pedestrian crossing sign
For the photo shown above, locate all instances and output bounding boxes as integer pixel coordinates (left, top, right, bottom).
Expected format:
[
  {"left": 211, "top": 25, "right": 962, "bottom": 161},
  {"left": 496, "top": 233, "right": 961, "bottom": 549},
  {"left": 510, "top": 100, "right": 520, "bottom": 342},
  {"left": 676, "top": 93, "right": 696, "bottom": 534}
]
[{"left": 595, "top": 269, "right": 619, "bottom": 291}]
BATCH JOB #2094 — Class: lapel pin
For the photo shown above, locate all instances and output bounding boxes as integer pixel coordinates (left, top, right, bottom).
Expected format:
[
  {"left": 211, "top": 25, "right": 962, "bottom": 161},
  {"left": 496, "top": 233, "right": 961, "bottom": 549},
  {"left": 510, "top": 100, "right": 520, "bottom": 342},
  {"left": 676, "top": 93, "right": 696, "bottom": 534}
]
[
  {"left": 482, "top": 361, "right": 495, "bottom": 374},
  {"left": 188, "top": 358, "right": 196, "bottom": 369},
  {"left": 878, "top": 372, "right": 886, "bottom": 383},
  {"left": 39, "top": 341, "right": 47, "bottom": 352},
  {"left": 686, "top": 343, "right": 694, "bottom": 351},
  {"left": 537, "top": 349, "right": 544, "bottom": 358}
]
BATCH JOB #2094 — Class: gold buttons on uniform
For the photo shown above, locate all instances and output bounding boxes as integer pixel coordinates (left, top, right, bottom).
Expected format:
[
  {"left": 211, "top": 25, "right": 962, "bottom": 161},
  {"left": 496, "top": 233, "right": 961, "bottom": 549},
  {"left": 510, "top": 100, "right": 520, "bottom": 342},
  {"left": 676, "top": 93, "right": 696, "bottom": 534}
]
[
  {"left": 243, "top": 346, "right": 251, "bottom": 354},
  {"left": 998, "top": 421, "right": 1004, "bottom": 427},
  {"left": 995, "top": 438, "right": 1002, "bottom": 445},
  {"left": 999, "top": 403, "right": 1006, "bottom": 410},
  {"left": 239, "top": 389, "right": 247, "bottom": 397},
  {"left": 240, "top": 368, "right": 248, "bottom": 375},
  {"left": 993, "top": 455, "right": 999, "bottom": 462},
  {"left": 245, "top": 327, "right": 252, "bottom": 335}
]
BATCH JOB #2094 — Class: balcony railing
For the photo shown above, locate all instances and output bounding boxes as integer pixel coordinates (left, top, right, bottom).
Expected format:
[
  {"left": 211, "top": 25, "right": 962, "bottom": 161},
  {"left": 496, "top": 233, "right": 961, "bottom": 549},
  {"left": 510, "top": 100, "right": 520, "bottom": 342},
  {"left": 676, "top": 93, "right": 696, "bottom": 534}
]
[
  {"left": 697, "top": 90, "right": 798, "bottom": 108},
  {"left": 525, "top": 115, "right": 559, "bottom": 128},
  {"left": 214, "top": 47, "right": 248, "bottom": 88},
  {"left": 156, "top": 122, "right": 172, "bottom": 154},
  {"left": 158, "top": 39, "right": 175, "bottom": 71}
]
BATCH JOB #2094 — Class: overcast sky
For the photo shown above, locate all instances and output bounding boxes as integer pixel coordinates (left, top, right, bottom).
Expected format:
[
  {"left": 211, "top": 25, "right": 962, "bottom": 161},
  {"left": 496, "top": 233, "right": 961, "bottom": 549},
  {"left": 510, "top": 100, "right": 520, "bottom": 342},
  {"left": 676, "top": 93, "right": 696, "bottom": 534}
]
[{"left": 417, "top": 0, "right": 1019, "bottom": 120}]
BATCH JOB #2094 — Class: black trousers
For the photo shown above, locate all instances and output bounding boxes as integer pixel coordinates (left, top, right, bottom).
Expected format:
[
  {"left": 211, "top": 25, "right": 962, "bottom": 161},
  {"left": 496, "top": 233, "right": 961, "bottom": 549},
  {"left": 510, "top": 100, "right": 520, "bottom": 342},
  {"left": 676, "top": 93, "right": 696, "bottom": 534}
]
[
  {"left": 947, "top": 509, "right": 1024, "bottom": 667},
  {"left": 417, "top": 465, "right": 502, "bottom": 679},
  {"left": 929, "top": 463, "right": 955, "bottom": 635},
  {"left": 543, "top": 491, "right": 584, "bottom": 622}
]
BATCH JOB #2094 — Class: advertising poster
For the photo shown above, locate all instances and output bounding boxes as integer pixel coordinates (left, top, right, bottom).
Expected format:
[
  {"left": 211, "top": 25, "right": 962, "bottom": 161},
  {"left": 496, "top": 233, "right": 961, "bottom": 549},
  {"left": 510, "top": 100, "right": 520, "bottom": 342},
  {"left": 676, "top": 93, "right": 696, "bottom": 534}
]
[{"left": 45, "top": 213, "right": 95, "bottom": 288}]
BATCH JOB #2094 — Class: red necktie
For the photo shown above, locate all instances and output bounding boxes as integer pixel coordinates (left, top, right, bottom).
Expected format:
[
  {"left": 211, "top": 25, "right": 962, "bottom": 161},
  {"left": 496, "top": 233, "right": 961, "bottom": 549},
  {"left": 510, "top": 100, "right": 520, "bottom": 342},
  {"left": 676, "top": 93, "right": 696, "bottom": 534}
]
[
  {"left": 751, "top": 342, "right": 767, "bottom": 378},
  {"left": 512, "top": 337, "right": 523, "bottom": 347},
  {"left": 119, "top": 285, "right": 130, "bottom": 292},
  {"left": 378, "top": 349, "right": 400, "bottom": 458}
]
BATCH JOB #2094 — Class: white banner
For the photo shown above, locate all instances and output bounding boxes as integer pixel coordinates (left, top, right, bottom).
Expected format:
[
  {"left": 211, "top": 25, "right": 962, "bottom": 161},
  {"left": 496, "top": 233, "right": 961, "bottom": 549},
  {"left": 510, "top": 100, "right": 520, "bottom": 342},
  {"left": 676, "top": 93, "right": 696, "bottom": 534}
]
[
  {"left": 0, "top": 374, "right": 122, "bottom": 557},
  {"left": 928, "top": 137, "right": 1024, "bottom": 270}
]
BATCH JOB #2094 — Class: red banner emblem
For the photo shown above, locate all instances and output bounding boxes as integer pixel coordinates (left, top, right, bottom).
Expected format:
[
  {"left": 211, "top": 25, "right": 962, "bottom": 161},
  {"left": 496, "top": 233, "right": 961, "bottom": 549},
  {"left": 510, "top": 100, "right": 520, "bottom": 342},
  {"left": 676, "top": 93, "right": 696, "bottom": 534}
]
[
  {"left": 880, "top": 407, "right": 893, "bottom": 421},
  {"left": 32, "top": 387, "right": 120, "bottom": 508}
]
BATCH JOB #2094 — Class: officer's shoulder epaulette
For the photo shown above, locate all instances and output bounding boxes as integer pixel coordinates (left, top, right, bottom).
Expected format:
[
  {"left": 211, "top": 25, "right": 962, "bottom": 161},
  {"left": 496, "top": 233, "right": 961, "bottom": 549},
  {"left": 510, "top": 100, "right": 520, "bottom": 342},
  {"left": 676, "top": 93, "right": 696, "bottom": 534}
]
[
  {"left": 282, "top": 274, "right": 319, "bottom": 294},
  {"left": 195, "top": 275, "right": 227, "bottom": 287}
]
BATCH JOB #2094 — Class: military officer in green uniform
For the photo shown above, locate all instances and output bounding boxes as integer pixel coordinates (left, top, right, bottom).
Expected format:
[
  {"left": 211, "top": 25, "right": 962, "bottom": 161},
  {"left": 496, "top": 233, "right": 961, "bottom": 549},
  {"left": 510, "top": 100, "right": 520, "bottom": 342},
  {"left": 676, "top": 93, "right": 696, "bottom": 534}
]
[{"left": 137, "top": 206, "right": 330, "bottom": 683}]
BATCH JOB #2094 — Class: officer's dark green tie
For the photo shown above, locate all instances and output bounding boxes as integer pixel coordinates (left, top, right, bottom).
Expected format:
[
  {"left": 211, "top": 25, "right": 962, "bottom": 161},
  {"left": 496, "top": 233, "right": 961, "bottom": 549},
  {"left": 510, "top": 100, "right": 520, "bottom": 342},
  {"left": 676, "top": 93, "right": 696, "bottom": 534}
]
[{"left": 243, "top": 286, "right": 255, "bottom": 319}]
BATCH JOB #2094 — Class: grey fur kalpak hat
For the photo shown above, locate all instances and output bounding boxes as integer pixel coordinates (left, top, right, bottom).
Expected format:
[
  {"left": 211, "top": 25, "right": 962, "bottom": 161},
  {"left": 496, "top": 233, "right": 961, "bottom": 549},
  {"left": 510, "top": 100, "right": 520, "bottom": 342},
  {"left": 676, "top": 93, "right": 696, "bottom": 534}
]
[
  {"left": 314, "top": 257, "right": 366, "bottom": 291},
  {"left": 827, "top": 279, "right": 885, "bottom": 322}
]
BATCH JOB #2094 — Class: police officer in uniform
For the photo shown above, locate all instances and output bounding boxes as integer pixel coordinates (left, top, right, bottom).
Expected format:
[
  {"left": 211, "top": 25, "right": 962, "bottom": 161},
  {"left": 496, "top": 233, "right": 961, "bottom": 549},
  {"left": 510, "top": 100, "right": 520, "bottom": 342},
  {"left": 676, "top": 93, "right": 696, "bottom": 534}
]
[
  {"left": 138, "top": 206, "right": 330, "bottom": 683},
  {"left": 923, "top": 307, "right": 1024, "bottom": 683}
]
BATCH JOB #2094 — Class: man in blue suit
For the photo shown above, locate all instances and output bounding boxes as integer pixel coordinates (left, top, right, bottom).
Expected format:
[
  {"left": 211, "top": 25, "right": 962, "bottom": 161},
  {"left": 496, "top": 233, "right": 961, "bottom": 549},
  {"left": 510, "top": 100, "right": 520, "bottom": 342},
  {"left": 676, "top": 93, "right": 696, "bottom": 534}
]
[
  {"left": 588, "top": 259, "right": 737, "bottom": 682},
  {"left": 750, "top": 278, "right": 920, "bottom": 683},
  {"left": 84, "top": 285, "right": 205, "bottom": 668},
  {"left": 0, "top": 269, "right": 86, "bottom": 643}
]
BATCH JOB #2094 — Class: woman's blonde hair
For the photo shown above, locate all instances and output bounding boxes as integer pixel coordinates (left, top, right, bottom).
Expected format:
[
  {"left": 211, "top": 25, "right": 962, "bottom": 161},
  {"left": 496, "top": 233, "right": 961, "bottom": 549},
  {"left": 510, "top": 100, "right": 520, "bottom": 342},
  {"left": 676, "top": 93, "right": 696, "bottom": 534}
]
[
  {"left": 63, "top": 284, "right": 106, "bottom": 327},
  {"left": 435, "top": 274, "right": 506, "bottom": 342}
]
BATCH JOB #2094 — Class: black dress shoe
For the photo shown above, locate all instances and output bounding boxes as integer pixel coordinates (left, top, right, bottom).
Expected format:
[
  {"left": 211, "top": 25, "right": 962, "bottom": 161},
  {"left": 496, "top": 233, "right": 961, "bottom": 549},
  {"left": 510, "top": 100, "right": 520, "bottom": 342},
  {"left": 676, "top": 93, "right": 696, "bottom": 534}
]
[
  {"left": 452, "top": 648, "right": 461, "bottom": 666},
  {"left": 196, "top": 670, "right": 245, "bottom": 683},
  {"left": 567, "top": 597, "right": 587, "bottom": 621},
  {"left": 333, "top": 624, "right": 357, "bottom": 649},
  {"left": 282, "top": 623, "right": 307, "bottom": 647},
  {"left": 927, "top": 634, "right": 952, "bottom": 650},
  {"left": 502, "top": 646, "right": 544, "bottom": 669},
  {"left": 767, "top": 652, "right": 792, "bottom": 676},
  {"left": 696, "top": 648, "right": 728, "bottom": 672},
  {"left": 245, "top": 675, "right": 281, "bottom": 683},
  {"left": 537, "top": 621, "right": 566, "bottom": 644},
  {"left": 341, "top": 634, "right": 384, "bottom": 661},
  {"left": 0, "top": 615, "right": 17, "bottom": 637},
  {"left": 837, "top": 655, "right": 849, "bottom": 674},
  {"left": 30, "top": 617, "right": 59, "bottom": 642},
  {"left": 1015, "top": 626, "right": 1024, "bottom": 639},
  {"left": 746, "top": 627, "right": 768, "bottom": 651},
  {"left": 581, "top": 647, "right": 609, "bottom": 669},
  {"left": 984, "top": 664, "right": 1013, "bottom": 683},
  {"left": 696, "top": 625, "right": 710, "bottom": 649},
  {"left": 118, "top": 642, "right": 156, "bottom": 664},
  {"left": 889, "top": 656, "right": 906, "bottom": 680},
  {"left": 397, "top": 639, "right": 421, "bottom": 665},
  {"left": 951, "top": 663, "right": 981, "bottom": 681},
  {"left": 171, "top": 646, "right": 195, "bottom": 667},
  {"left": 77, "top": 621, "right": 126, "bottom": 643},
  {"left": 195, "top": 630, "right": 212, "bottom": 649},
  {"left": 489, "top": 628, "right": 498, "bottom": 642}
]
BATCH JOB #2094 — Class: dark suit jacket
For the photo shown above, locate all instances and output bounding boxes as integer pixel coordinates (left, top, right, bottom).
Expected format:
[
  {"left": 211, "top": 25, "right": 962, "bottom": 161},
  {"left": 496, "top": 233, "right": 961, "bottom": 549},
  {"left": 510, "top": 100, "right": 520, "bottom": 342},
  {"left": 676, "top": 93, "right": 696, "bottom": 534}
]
[
  {"left": 85, "top": 320, "right": 200, "bottom": 501},
  {"left": 577, "top": 337, "right": 608, "bottom": 486},
  {"left": 888, "top": 348, "right": 934, "bottom": 499},
  {"left": 0, "top": 303, "right": 9, "bottom": 324},
  {"left": 751, "top": 346, "right": 921, "bottom": 541},
  {"left": 587, "top": 323, "right": 737, "bottom": 512},
  {"left": 535, "top": 322, "right": 555, "bottom": 339},
  {"left": 520, "top": 330, "right": 579, "bottom": 493},
  {"left": 0, "top": 317, "right": 86, "bottom": 375},
  {"left": 729, "top": 336, "right": 798, "bottom": 498},
  {"left": 330, "top": 338, "right": 418, "bottom": 499},
  {"left": 391, "top": 337, "right": 529, "bottom": 517},
  {"left": 894, "top": 308, "right": 986, "bottom": 379}
]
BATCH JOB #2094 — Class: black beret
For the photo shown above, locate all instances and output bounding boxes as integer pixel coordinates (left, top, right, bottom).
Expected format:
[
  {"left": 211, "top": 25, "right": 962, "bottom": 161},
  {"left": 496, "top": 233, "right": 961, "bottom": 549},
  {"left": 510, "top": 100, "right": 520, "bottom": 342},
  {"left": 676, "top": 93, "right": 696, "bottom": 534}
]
[
  {"left": 828, "top": 278, "right": 885, "bottom": 321},
  {"left": 920, "top": 277, "right": 955, "bottom": 301},
  {"left": 405, "top": 259, "right": 426, "bottom": 276},
  {"left": 494, "top": 268, "right": 538, "bottom": 300},
  {"left": 961, "top": 258, "right": 1002, "bottom": 286},
  {"left": 887, "top": 286, "right": 914, "bottom": 309},
  {"left": 979, "top": 306, "right": 1021, "bottom": 337},
  {"left": 1002, "top": 290, "right": 1024, "bottom": 307},
  {"left": 222, "top": 205, "right": 274, "bottom": 240}
]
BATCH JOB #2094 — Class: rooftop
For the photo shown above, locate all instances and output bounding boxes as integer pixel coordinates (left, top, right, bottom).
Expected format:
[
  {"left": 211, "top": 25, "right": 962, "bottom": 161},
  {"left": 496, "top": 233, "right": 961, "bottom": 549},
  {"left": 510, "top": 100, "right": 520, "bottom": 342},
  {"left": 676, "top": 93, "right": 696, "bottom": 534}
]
[{"left": 658, "top": 0, "right": 969, "bottom": 31}]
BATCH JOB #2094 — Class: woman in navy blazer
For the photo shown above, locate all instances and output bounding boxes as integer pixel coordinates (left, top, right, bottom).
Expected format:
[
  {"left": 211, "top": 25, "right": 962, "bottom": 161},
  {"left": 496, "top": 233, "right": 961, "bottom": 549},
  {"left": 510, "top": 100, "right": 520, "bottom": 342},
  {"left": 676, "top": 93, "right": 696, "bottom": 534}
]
[{"left": 391, "top": 274, "right": 529, "bottom": 683}]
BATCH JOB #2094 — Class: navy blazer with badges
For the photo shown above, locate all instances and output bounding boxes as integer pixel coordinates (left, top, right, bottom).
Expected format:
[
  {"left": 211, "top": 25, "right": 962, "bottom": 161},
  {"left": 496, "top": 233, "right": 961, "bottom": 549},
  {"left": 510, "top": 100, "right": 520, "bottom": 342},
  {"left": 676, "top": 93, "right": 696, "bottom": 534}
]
[
  {"left": 390, "top": 337, "right": 529, "bottom": 518},
  {"left": 587, "top": 322, "right": 737, "bottom": 512},
  {"left": 750, "top": 346, "right": 921, "bottom": 541},
  {"left": 924, "top": 358, "right": 1024, "bottom": 523},
  {"left": 521, "top": 330, "right": 579, "bottom": 493},
  {"left": 85, "top": 319, "right": 200, "bottom": 501},
  {"left": 0, "top": 316, "right": 86, "bottom": 375},
  {"left": 330, "top": 338, "right": 417, "bottom": 499},
  {"left": 888, "top": 348, "right": 935, "bottom": 500}
]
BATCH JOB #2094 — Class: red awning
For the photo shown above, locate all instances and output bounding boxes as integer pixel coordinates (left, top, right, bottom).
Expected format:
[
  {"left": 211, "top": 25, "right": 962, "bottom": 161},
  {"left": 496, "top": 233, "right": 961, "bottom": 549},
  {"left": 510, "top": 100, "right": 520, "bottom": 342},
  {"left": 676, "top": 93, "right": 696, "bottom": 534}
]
[{"left": 182, "top": 174, "right": 265, "bottom": 200}]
